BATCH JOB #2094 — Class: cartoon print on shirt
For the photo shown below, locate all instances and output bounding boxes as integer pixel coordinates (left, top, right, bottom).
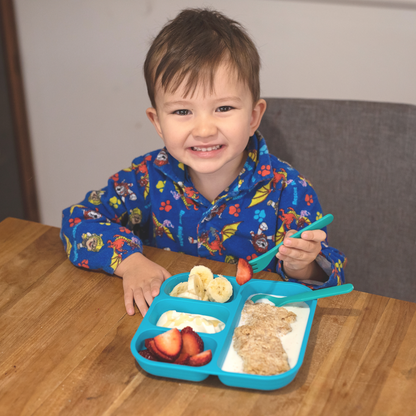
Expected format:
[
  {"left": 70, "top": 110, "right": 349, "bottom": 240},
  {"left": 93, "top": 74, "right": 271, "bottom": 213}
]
[
  {"left": 202, "top": 203, "right": 226, "bottom": 223},
  {"left": 129, "top": 156, "right": 151, "bottom": 199},
  {"left": 127, "top": 154, "right": 152, "bottom": 173},
  {"left": 69, "top": 204, "right": 86, "bottom": 215},
  {"left": 172, "top": 182, "right": 199, "bottom": 210},
  {"left": 275, "top": 207, "right": 312, "bottom": 244},
  {"left": 224, "top": 255, "right": 239, "bottom": 264},
  {"left": 250, "top": 222, "right": 274, "bottom": 254},
  {"left": 248, "top": 167, "right": 293, "bottom": 208},
  {"left": 333, "top": 261, "right": 344, "bottom": 286},
  {"left": 197, "top": 222, "right": 242, "bottom": 256},
  {"left": 298, "top": 174, "right": 313, "bottom": 188},
  {"left": 248, "top": 148, "right": 258, "bottom": 164},
  {"left": 272, "top": 168, "right": 293, "bottom": 190},
  {"left": 112, "top": 174, "right": 137, "bottom": 203},
  {"left": 77, "top": 233, "right": 104, "bottom": 252},
  {"left": 83, "top": 208, "right": 103, "bottom": 220},
  {"left": 88, "top": 190, "right": 105, "bottom": 205},
  {"left": 248, "top": 180, "right": 272, "bottom": 208},
  {"left": 62, "top": 234, "right": 72, "bottom": 257},
  {"left": 108, "top": 234, "right": 141, "bottom": 270},
  {"left": 128, "top": 208, "right": 142, "bottom": 227},
  {"left": 126, "top": 207, "right": 142, "bottom": 236},
  {"left": 154, "top": 149, "right": 169, "bottom": 166},
  {"left": 152, "top": 213, "right": 175, "bottom": 241}
]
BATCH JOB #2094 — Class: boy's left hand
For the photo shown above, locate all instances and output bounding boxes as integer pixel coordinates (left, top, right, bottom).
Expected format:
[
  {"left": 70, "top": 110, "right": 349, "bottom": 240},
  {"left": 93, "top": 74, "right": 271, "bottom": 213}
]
[{"left": 276, "top": 230, "right": 327, "bottom": 281}]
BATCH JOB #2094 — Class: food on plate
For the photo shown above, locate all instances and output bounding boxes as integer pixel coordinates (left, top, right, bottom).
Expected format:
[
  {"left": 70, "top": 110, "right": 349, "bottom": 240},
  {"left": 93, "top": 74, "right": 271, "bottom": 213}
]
[
  {"left": 189, "top": 349, "right": 213, "bottom": 366},
  {"left": 231, "top": 301, "right": 297, "bottom": 375},
  {"left": 140, "top": 327, "right": 212, "bottom": 367},
  {"left": 169, "top": 281, "right": 189, "bottom": 297},
  {"left": 206, "top": 276, "right": 233, "bottom": 303},
  {"left": 170, "top": 265, "right": 233, "bottom": 303},
  {"left": 180, "top": 326, "right": 204, "bottom": 356},
  {"left": 156, "top": 310, "right": 225, "bottom": 333},
  {"left": 144, "top": 328, "right": 183, "bottom": 362},
  {"left": 187, "top": 274, "right": 205, "bottom": 299},
  {"left": 174, "top": 351, "right": 190, "bottom": 365},
  {"left": 236, "top": 258, "right": 253, "bottom": 285},
  {"left": 138, "top": 349, "right": 157, "bottom": 361},
  {"left": 189, "top": 265, "right": 214, "bottom": 288},
  {"left": 177, "top": 291, "right": 200, "bottom": 300}
]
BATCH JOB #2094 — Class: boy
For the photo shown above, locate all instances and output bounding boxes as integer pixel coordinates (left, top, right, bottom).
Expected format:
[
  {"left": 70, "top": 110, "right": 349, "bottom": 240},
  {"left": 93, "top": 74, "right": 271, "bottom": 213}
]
[{"left": 61, "top": 8, "right": 346, "bottom": 317}]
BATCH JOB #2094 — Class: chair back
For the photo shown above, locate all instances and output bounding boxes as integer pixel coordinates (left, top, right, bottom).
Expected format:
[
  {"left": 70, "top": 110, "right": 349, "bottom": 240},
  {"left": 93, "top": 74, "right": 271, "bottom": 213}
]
[{"left": 259, "top": 98, "right": 416, "bottom": 302}]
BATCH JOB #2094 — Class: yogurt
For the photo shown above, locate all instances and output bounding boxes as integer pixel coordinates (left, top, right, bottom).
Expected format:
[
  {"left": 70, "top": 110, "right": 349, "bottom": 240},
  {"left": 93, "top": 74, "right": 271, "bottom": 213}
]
[
  {"left": 222, "top": 295, "right": 310, "bottom": 373},
  {"left": 156, "top": 310, "right": 225, "bottom": 334}
]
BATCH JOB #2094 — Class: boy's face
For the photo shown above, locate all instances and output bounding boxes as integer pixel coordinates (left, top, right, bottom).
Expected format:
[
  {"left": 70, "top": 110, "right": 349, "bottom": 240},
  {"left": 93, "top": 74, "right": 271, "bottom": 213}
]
[{"left": 146, "top": 62, "right": 266, "bottom": 185}]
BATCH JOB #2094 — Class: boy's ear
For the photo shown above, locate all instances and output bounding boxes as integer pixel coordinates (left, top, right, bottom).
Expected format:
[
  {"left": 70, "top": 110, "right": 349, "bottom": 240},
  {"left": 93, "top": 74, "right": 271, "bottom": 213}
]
[
  {"left": 146, "top": 107, "right": 164, "bottom": 139},
  {"left": 249, "top": 99, "right": 267, "bottom": 136}
]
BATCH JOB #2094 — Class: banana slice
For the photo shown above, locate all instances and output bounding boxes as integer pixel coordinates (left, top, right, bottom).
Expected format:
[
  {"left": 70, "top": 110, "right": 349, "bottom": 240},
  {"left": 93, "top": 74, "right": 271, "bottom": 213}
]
[
  {"left": 169, "top": 281, "right": 189, "bottom": 297},
  {"left": 206, "top": 276, "right": 233, "bottom": 303},
  {"left": 189, "top": 265, "right": 214, "bottom": 290},
  {"left": 188, "top": 274, "right": 205, "bottom": 299},
  {"left": 177, "top": 291, "right": 200, "bottom": 300}
]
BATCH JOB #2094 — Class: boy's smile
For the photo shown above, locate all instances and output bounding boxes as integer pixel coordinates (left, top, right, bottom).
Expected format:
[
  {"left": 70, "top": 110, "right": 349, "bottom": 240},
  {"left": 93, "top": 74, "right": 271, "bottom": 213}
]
[{"left": 146, "top": 63, "right": 266, "bottom": 201}]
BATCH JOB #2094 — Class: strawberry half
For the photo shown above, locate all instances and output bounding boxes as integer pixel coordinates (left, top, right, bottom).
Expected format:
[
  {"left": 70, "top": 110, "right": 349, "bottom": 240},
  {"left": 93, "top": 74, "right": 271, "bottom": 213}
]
[
  {"left": 236, "top": 258, "right": 253, "bottom": 285},
  {"left": 188, "top": 349, "right": 212, "bottom": 367},
  {"left": 173, "top": 351, "right": 190, "bottom": 365},
  {"left": 147, "top": 338, "right": 174, "bottom": 362},
  {"left": 181, "top": 326, "right": 204, "bottom": 356},
  {"left": 139, "top": 349, "right": 157, "bottom": 361},
  {"left": 153, "top": 328, "right": 182, "bottom": 360}
]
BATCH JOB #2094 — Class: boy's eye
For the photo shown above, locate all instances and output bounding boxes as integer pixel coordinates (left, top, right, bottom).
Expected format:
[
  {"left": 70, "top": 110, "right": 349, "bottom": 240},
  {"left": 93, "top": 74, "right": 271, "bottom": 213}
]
[
  {"left": 173, "top": 109, "right": 190, "bottom": 116},
  {"left": 216, "top": 106, "right": 234, "bottom": 112}
]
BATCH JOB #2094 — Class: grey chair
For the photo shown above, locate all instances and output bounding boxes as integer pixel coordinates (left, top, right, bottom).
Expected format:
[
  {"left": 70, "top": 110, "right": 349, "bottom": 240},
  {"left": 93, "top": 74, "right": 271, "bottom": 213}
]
[{"left": 259, "top": 98, "right": 416, "bottom": 302}]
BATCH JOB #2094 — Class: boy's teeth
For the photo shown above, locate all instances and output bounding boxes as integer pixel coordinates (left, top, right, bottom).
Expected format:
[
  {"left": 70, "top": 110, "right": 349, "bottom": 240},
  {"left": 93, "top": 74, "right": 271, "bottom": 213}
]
[{"left": 192, "top": 145, "right": 221, "bottom": 152}]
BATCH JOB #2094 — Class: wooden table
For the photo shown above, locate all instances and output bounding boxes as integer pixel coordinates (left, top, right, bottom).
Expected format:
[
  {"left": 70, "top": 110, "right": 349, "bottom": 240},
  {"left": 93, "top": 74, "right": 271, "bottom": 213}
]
[{"left": 1, "top": 218, "right": 415, "bottom": 416}]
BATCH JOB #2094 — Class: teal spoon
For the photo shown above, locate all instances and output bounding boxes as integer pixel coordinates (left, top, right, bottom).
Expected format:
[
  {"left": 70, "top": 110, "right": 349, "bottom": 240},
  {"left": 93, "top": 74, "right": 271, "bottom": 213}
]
[
  {"left": 248, "top": 214, "right": 334, "bottom": 273},
  {"left": 250, "top": 283, "right": 354, "bottom": 307}
]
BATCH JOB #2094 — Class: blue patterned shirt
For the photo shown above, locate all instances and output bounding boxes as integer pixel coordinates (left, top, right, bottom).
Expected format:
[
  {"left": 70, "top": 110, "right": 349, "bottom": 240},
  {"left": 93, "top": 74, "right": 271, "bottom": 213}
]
[{"left": 61, "top": 132, "right": 346, "bottom": 288}]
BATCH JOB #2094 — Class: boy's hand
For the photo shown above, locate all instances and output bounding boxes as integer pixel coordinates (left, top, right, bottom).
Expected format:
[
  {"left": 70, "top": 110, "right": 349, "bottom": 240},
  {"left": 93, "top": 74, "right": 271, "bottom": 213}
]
[
  {"left": 276, "top": 230, "right": 327, "bottom": 282},
  {"left": 115, "top": 253, "right": 171, "bottom": 317}
]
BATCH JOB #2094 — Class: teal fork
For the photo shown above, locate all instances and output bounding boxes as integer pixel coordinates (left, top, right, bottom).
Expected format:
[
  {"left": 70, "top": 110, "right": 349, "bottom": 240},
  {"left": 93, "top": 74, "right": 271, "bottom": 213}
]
[
  {"left": 250, "top": 283, "right": 354, "bottom": 307},
  {"left": 248, "top": 214, "right": 334, "bottom": 273}
]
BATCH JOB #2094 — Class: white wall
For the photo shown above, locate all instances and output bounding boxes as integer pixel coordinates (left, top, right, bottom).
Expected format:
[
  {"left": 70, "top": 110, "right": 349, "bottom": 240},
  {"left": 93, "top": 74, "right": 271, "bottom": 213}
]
[{"left": 14, "top": 0, "right": 416, "bottom": 227}]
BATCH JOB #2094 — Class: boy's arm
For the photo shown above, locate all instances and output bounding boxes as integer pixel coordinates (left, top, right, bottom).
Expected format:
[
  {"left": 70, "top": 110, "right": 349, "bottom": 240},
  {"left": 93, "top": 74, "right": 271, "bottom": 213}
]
[
  {"left": 275, "top": 178, "right": 346, "bottom": 288},
  {"left": 60, "top": 155, "right": 170, "bottom": 315},
  {"left": 60, "top": 162, "right": 146, "bottom": 274}
]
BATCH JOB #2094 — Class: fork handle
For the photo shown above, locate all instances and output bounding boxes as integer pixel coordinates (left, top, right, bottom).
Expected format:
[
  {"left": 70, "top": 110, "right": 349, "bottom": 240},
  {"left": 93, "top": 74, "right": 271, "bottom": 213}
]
[{"left": 250, "top": 214, "right": 334, "bottom": 264}]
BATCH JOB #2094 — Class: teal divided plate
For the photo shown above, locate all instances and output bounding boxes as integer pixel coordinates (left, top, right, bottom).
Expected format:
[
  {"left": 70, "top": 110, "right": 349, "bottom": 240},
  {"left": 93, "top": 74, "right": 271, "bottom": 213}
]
[{"left": 130, "top": 273, "right": 317, "bottom": 391}]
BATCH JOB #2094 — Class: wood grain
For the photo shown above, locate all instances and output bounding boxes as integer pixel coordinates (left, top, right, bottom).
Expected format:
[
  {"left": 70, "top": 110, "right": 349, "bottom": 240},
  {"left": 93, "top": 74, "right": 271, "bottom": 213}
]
[{"left": 1, "top": 218, "right": 415, "bottom": 416}]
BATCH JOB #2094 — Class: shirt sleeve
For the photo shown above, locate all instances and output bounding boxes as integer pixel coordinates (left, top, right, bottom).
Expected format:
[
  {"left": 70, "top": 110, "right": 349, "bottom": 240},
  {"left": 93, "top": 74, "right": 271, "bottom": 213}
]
[
  {"left": 60, "top": 155, "right": 153, "bottom": 274},
  {"left": 274, "top": 176, "right": 346, "bottom": 288}
]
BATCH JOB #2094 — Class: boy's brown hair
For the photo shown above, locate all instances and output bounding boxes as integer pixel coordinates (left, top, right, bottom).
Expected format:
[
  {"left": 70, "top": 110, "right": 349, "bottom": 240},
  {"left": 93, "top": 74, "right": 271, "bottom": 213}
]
[{"left": 144, "top": 8, "right": 261, "bottom": 108}]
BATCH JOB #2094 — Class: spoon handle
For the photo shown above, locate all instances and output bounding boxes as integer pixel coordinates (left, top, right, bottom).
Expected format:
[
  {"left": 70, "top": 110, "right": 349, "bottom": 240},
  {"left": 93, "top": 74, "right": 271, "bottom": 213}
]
[{"left": 276, "top": 283, "right": 354, "bottom": 307}]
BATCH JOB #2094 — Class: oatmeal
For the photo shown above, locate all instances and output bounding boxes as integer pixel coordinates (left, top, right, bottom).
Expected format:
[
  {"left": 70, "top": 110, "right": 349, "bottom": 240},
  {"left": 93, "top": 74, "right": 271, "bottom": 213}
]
[{"left": 232, "top": 300, "right": 297, "bottom": 376}]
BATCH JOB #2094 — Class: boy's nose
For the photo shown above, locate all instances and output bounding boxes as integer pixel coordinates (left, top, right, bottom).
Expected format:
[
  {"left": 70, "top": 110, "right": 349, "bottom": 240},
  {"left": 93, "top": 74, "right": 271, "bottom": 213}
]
[{"left": 192, "top": 116, "right": 217, "bottom": 138}]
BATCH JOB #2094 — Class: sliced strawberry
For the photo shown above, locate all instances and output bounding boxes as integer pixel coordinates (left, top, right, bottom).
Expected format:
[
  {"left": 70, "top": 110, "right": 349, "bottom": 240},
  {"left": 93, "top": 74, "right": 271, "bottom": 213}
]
[
  {"left": 188, "top": 349, "right": 212, "bottom": 367},
  {"left": 236, "top": 258, "right": 253, "bottom": 285},
  {"left": 147, "top": 338, "right": 173, "bottom": 362},
  {"left": 173, "top": 351, "right": 190, "bottom": 365},
  {"left": 144, "top": 338, "right": 153, "bottom": 350},
  {"left": 139, "top": 349, "right": 157, "bottom": 361},
  {"left": 181, "top": 326, "right": 204, "bottom": 356},
  {"left": 154, "top": 328, "right": 182, "bottom": 360}
]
